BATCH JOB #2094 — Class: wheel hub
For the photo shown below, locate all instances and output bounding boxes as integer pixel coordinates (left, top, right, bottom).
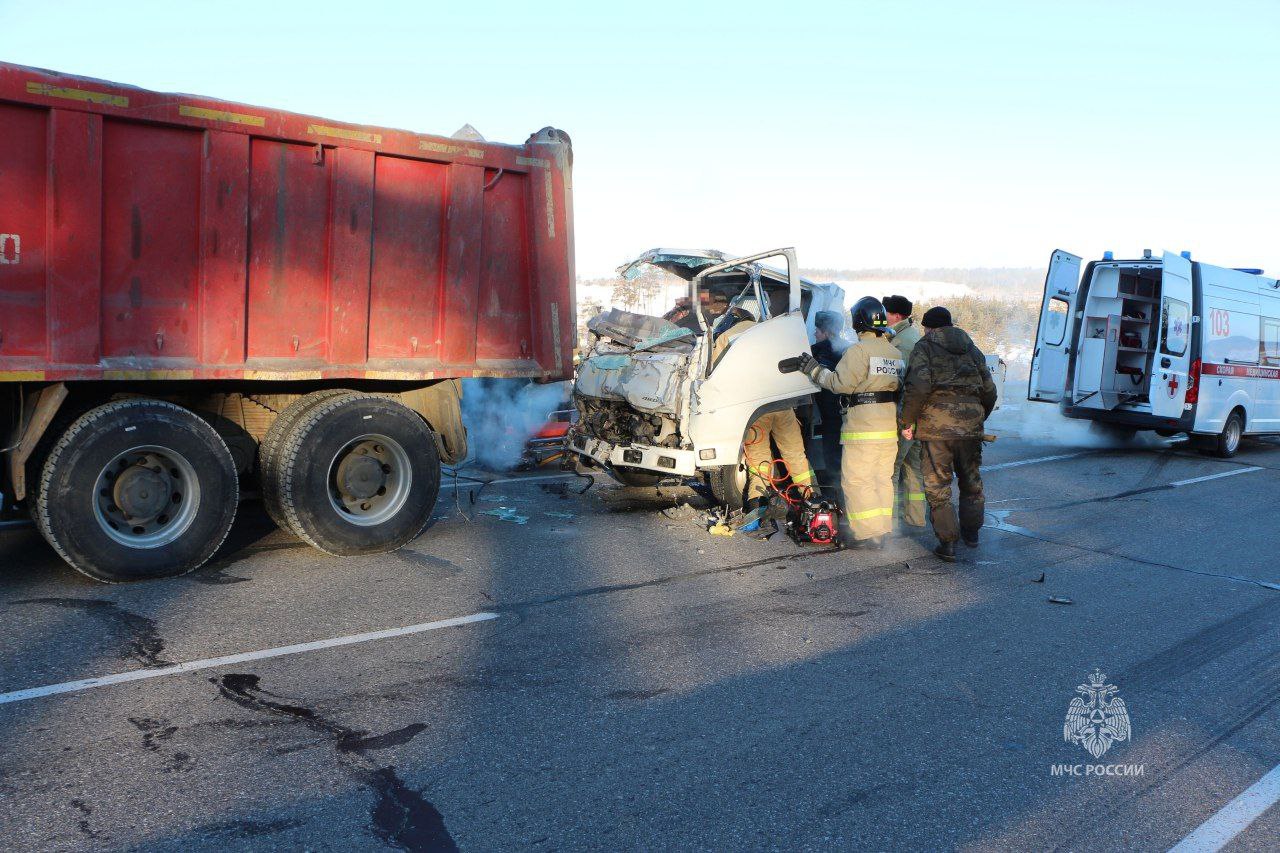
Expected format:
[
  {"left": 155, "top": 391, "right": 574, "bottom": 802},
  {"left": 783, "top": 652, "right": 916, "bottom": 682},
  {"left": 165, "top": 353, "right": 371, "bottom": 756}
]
[
  {"left": 93, "top": 446, "right": 200, "bottom": 549},
  {"left": 113, "top": 464, "right": 171, "bottom": 521},
  {"left": 336, "top": 452, "right": 386, "bottom": 500},
  {"left": 327, "top": 435, "right": 411, "bottom": 526}
]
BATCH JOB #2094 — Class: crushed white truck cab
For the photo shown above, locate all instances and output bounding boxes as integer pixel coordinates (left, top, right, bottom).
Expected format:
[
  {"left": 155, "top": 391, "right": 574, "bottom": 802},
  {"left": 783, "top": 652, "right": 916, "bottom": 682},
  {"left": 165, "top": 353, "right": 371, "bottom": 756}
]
[
  {"left": 570, "top": 248, "right": 824, "bottom": 496},
  {"left": 570, "top": 247, "right": 1005, "bottom": 502},
  {"left": 1029, "top": 249, "right": 1280, "bottom": 456}
]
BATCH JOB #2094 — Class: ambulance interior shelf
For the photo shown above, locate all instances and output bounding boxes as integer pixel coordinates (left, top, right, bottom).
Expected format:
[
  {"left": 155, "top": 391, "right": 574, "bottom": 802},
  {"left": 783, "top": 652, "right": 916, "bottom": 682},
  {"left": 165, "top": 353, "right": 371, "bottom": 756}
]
[{"left": 1073, "top": 265, "right": 1162, "bottom": 410}]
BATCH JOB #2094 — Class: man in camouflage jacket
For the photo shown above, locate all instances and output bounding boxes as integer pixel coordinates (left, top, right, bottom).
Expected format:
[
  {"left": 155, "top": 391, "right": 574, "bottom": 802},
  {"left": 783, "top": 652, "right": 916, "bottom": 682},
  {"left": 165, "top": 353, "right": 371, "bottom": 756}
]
[{"left": 898, "top": 307, "right": 998, "bottom": 561}]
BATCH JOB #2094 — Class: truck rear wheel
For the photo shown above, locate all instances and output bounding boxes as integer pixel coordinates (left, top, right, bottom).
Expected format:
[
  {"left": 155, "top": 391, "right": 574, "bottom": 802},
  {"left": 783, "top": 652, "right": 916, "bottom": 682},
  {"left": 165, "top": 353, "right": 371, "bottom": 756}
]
[
  {"left": 259, "top": 389, "right": 355, "bottom": 528},
  {"left": 276, "top": 394, "right": 440, "bottom": 555},
  {"left": 34, "top": 399, "right": 239, "bottom": 582}
]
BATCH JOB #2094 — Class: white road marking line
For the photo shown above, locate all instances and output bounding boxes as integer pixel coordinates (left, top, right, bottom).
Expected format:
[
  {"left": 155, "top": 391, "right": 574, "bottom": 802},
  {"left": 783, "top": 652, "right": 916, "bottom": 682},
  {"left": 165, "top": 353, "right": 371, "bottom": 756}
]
[
  {"left": 1170, "top": 467, "right": 1263, "bottom": 487},
  {"left": 985, "top": 451, "right": 1095, "bottom": 471},
  {"left": 0, "top": 611, "right": 499, "bottom": 707},
  {"left": 1168, "top": 763, "right": 1280, "bottom": 853}
]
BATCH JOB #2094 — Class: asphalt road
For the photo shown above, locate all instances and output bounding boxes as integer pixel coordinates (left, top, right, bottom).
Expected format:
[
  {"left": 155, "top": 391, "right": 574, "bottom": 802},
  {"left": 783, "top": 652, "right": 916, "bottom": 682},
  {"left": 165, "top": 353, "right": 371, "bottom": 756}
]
[{"left": 3, "top": 406, "right": 1280, "bottom": 851}]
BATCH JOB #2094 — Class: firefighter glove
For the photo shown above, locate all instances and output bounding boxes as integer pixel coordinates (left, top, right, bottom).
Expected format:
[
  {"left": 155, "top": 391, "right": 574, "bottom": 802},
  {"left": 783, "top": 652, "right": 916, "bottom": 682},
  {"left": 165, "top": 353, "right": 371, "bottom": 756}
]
[{"left": 796, "top": 352, "right": 822, "bottom": 382}]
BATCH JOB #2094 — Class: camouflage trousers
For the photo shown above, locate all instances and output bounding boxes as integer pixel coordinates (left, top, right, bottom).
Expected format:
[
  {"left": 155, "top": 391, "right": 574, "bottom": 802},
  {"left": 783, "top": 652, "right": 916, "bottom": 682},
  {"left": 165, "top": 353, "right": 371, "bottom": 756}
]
[
  {"left": 893, "top": 436, "right": 926, "bottom": 528},
  {"left": 919, "top": 439, "right": 985, "bottom": 544}
]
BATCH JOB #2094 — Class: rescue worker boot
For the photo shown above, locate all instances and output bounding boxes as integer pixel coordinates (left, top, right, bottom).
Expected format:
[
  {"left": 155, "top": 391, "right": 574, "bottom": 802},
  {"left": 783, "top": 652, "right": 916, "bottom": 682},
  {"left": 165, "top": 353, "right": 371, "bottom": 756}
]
[
  {"left": 848, "top": 534, "right": 887, "bottom": 551},
  {"left": 933, "top": 540, "right": 957, "bottom": 562},
  {"left": 962, "top": 530, "right": 980, "bottom": 548}
]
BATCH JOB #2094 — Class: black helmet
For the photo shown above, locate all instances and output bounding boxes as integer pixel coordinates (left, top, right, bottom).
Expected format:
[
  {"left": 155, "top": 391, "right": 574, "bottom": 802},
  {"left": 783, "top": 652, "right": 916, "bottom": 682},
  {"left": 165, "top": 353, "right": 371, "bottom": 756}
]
[{"left": 850, "top": 296, "right": 889, "bottom": 335}]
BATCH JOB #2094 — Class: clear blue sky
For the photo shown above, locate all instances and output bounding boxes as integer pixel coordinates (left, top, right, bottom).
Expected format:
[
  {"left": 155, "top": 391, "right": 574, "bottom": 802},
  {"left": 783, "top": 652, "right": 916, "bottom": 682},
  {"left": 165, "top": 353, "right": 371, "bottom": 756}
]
[{"left": 4, "top": 0, "right": 1278, "bottom": 278}]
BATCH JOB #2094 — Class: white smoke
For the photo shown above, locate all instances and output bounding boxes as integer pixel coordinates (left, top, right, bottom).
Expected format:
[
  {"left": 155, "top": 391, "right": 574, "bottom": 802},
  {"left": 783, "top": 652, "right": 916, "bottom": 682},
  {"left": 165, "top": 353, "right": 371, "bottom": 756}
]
[
  {"left": 458, "top": 379, "right": 571, "bottom": 471},
  {"left": 989, "top": 392, "right": 1174, "bottom": 450}
]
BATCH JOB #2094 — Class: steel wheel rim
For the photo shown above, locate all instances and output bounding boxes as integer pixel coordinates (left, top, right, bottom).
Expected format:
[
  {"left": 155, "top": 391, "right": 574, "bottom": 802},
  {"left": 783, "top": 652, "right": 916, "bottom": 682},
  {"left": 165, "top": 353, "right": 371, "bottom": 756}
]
[
  {"left": 327, "top": 433, "right": 413, "bottom": 527},
  {"left": 93, "top": 445, "right": 201, "bottom": 549},
  {"left": 1226, "top": 418, "right": 1242, "bottom": 453}
]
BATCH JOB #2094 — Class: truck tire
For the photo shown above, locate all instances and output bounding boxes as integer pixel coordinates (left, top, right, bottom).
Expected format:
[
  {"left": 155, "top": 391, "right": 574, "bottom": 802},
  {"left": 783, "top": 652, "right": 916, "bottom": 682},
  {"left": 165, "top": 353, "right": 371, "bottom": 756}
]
[
  {"left": 276, "top": 394, "right": 440, "bottom": 555},
  {"left": 1208, "top": 409, "right": 1245, "bottom": 458},
  {"left": 610, "top": 466, "right": 665, "bottom": 488},
  {"left": 707, "top": 461, "right": 748, "bottom": 509},
  {"left": 34, "top": 399, "right": 239, "bottom": 583},
  {"left": 259, "top": 389, "right": 355, "bottom": 528}
]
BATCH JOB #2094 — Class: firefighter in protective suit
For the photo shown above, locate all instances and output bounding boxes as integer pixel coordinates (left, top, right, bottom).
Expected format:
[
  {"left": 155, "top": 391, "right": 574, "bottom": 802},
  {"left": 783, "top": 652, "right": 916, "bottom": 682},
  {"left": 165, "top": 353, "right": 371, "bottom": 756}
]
[
  {"left": 796, "top": 297, "right": 903, "bottom": 549},
  {"left": 713, "top": 297, "right": 818, "bottom": 527}
]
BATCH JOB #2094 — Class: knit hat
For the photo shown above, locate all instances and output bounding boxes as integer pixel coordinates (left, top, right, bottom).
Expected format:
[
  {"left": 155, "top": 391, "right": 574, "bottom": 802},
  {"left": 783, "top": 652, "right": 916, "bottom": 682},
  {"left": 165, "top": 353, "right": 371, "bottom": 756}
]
[
  {"left": 881, "top": 294, "right": 913, "bottom": 317},
  {"left": 921, "top": 306, "right": 953, "bottom": 329}
]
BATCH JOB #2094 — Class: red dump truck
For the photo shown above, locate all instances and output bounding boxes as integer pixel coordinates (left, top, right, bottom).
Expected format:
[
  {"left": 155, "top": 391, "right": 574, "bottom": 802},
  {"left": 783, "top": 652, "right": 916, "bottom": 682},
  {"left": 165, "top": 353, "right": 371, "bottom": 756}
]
[{"left": 0, "top": 63, "right": 575, "bottom": 582}]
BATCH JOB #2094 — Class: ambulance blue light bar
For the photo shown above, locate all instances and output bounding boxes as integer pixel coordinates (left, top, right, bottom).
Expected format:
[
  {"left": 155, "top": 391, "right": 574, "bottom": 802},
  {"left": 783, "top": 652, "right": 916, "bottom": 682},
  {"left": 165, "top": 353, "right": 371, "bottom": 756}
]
[
  {"left": 1103, "top": 251, "right": 1114, "bottom": 260},
  {"left": 1233, "top": 268, "right": 1265, "bottom": 275}
]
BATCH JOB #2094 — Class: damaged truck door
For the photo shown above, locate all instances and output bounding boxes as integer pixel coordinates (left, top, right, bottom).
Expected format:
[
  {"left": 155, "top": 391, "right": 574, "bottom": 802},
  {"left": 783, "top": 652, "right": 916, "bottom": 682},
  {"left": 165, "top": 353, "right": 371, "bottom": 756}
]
[
  {"left": 571, "top": 247, "right": 817, "bottom": 487},
  {"left": 687, "top": 249, "right": 815, "bottom": 466}
]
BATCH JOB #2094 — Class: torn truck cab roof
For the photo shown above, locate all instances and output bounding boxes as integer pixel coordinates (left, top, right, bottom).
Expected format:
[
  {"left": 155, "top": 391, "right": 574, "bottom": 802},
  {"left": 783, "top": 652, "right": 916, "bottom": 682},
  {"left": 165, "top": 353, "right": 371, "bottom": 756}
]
[
  {"left": 617, "top": 248, "right": 820, "bottom": 294},
  {"left": 617, "top": 248, "right": 730, "bottom": 281}
]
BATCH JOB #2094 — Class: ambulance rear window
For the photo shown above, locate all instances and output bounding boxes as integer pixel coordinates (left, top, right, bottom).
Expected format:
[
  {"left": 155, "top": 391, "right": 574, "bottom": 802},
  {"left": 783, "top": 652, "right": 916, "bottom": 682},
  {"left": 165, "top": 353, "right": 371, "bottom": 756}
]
[
  {"left": 1044, "top": 297, "right": 1069, "bottom": 346},
  {"left": 1160, "top": 298, "right": 1190, "bottom": 357}
]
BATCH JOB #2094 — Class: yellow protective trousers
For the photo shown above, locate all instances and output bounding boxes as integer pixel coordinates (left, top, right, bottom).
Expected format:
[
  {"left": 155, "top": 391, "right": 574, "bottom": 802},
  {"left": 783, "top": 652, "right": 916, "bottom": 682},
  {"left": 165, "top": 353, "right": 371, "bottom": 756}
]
[
  {"left": 743, "top": 409, "right": 816, "bottom": 501},
  {"left": 840, "top": 435, "right": 897, "bottom": 540}
]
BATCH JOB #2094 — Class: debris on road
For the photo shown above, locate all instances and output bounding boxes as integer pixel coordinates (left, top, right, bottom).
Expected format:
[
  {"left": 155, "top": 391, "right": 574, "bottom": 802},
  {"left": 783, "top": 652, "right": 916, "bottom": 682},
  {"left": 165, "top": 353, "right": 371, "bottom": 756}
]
[
  {"left": 481, "top": 507, "right": 529, "bottom": 524},
  {"left": 1047, "top": 595, "right": 1074, "bottom": 605},
  {"left": 1034, "top": 573, "right": 1046, "bottom": 583}
]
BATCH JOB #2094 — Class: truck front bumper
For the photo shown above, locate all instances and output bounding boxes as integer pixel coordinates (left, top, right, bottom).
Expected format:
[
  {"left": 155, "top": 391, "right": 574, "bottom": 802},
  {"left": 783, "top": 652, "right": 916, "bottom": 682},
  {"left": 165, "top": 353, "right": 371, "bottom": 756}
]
[{"left": 569, "top": 434, "right": 699, "bottom": 477}]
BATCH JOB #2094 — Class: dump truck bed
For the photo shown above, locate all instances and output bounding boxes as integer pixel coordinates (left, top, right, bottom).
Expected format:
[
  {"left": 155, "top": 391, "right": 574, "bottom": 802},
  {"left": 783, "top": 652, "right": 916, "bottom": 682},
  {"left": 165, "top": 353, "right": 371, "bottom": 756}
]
[{"left": 0, "top": 63, "right": 575, "bottom": 383}]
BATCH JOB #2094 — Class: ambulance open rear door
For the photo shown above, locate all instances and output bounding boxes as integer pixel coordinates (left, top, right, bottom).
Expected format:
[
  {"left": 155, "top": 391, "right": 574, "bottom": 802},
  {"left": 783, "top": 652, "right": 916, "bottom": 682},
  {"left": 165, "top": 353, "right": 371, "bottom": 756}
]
[
  {"left": 1029, "top": 250, "right": 1083, "bottom": 403},
  {"left": 1150, "top": 251, "right": 1194, "bottom": 418}
]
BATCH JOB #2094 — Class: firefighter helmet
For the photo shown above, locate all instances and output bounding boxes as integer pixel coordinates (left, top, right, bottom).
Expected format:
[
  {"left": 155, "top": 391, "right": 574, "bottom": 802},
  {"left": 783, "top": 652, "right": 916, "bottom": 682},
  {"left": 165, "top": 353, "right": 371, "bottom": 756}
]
[{"left": 850, "top": 296, "right": 889, "bottom": 335}]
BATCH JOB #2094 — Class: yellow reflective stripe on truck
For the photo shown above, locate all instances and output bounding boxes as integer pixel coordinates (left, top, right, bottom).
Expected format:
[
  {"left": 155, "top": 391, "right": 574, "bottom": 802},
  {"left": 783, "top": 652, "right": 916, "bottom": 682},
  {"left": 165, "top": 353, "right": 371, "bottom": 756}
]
[{"left": 840, "top": 430, "right": 898, "bottom": 441}]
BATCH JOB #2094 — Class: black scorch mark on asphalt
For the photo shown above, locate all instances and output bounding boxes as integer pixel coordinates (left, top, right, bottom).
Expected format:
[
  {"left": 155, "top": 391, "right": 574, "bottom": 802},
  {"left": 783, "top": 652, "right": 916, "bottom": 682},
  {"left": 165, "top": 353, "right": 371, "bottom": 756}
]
[
  {"left": 212, "top": 674, "right": 454, "bottom": 852},
  {"left": 69, "top": 799, "right": 102, "bottom": 841},
  {"left": 188, "top": 565, "right": 251, "bottom": 585},
  {"left": 128, "top": 717, "right": 194, "bottom": 772},
  {"left": 15, "top": 598, "right": 171, "bottom": 667}
]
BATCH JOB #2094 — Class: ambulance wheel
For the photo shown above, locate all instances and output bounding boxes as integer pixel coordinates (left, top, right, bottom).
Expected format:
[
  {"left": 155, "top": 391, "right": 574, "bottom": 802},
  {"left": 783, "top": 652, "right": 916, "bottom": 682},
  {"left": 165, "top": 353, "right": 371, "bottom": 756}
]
[
  {"left": 708, "top": 460, "right": 748, "bottom": 509},
  {"left": 276, "top": 394, "right": 440, "bottom": 555},
  {"left": 1209, "top": 409, "right": 1244, "bottom": 458},
  {"left": 259, "top": 389, "right": 356, "bottom": 529},
  {"left": 611, "top": 466, "right": 664, "bottom": 488},
  {"left": 35, "top": 399, "right": 239, "bottom": 583}
]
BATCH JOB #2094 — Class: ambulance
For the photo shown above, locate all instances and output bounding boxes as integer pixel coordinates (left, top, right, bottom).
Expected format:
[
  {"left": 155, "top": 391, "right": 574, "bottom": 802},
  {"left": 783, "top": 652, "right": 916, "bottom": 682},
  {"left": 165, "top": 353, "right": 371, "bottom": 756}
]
[{"left": 1028, "top": 249, "right": 1280, "bottom": 456}]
